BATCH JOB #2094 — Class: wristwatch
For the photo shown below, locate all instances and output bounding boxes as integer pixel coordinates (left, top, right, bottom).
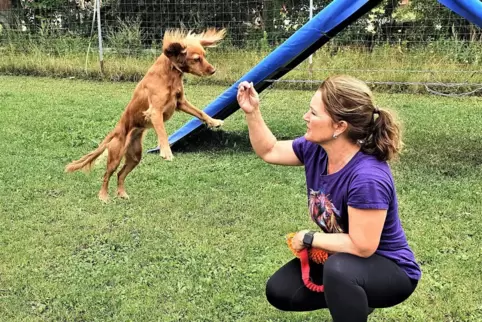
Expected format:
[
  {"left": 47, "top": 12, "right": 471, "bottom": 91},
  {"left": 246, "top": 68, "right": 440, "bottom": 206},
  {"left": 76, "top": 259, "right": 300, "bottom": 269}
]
[{"left": 303, "top": 231, "right": 316, "bottom": 248}]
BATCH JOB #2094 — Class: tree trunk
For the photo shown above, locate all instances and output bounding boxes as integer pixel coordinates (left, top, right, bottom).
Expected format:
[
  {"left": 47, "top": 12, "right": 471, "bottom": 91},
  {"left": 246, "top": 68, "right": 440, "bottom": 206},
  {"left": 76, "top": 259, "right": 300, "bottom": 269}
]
[{"left": 0, "top": 0, "right": 11, "bottom": 11}]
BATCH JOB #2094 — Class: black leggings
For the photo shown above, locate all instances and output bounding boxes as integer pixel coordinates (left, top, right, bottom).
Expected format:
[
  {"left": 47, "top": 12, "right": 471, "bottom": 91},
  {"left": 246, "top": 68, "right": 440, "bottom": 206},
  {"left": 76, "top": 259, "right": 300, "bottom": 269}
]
[{"left": 266, "top": 252, "right": 418, "bottom": 322}]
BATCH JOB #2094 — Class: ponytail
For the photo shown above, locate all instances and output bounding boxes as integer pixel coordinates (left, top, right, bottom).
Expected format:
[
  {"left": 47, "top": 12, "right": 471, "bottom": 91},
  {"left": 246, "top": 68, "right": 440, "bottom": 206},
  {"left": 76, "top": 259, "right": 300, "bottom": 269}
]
[{"left": 361, "top": 108, "right": 403, "bottom": 161}]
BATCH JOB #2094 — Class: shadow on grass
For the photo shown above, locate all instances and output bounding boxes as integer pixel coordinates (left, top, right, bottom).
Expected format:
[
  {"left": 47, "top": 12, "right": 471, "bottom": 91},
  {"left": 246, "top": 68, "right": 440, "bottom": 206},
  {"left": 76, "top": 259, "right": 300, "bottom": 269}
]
[
  {"left": 151, "top": 127, "right": 482, "bottom": 176},
  {"left": 164, "top": 127, "right": 299, "bottom": 154},
  {"left": 166, "top": 128, "right": 254, "bottom": 153},
  {"left": 401, "top": 133, "right": 482, "bottom": 177}
]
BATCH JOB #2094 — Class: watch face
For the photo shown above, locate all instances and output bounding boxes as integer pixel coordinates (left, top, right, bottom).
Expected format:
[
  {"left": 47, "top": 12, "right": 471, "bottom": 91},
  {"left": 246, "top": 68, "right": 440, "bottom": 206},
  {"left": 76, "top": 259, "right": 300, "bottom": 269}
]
[{"left": 303, "top": 232, "right": 314, "bottom": 246}]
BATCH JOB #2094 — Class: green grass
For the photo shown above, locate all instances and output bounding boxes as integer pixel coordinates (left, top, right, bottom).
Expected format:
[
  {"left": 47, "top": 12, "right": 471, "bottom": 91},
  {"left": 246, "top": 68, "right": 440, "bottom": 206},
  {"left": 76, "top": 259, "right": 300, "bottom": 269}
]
[
  {"left": 0, "top": 75, "right": 481, "bottom": 321},
  {"left": 0, "top": 40, "right": 481, "bottom": 93}
]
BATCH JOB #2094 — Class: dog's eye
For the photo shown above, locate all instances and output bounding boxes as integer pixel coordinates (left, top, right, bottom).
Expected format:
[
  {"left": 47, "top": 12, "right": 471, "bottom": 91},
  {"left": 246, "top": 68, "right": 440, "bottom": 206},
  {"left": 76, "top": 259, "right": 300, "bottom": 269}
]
[{"left": 194, "top": 57, "right": 201, "bottom": 62}]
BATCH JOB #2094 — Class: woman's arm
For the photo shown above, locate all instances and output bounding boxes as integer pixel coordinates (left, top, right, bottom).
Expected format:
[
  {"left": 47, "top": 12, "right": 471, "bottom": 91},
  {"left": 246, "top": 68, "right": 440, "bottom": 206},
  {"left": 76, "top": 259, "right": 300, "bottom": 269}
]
[
  {"left": 238, "top": 81, "right": 302, "bottom": 166},
  {"left": 294, "top": 207, "right": 387, "bottom": 258}
]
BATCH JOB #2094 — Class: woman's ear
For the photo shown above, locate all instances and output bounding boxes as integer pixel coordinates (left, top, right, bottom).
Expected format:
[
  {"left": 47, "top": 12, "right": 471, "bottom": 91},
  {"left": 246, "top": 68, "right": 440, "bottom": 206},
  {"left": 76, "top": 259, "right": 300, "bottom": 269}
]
[{"left": 334, "top": 120, "right": 349, "bottom": 135}]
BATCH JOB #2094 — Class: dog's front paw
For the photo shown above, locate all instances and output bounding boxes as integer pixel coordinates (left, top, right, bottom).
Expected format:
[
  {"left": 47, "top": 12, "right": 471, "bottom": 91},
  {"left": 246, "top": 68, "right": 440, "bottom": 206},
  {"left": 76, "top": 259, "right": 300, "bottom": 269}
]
[
  {"left": 207, "top": 118, "right": 224, "bottom": 128},
  {"left": 160, "top": 148, "right": 174, "bottom": 161}
]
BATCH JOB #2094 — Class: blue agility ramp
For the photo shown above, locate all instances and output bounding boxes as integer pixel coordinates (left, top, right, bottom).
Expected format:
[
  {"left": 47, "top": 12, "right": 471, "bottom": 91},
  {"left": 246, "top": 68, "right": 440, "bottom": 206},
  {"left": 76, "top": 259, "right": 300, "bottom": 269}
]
[
  {"left": 438, "top": 0, "right": 482, "bottom": 28},
  {"left": 148, "top": 0, "right": 384, "bottom": 153}
]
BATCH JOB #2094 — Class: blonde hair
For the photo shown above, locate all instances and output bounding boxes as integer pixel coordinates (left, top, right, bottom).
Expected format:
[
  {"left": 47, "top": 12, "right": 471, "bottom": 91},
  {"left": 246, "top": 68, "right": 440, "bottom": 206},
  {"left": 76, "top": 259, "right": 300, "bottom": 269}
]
[{"left": 319, "top": 75, "right": 403, "bottom": 161}]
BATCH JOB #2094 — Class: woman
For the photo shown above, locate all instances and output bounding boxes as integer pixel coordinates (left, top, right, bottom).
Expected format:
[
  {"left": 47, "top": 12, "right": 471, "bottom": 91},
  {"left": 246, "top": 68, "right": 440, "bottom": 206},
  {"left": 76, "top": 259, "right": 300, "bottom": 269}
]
[{"left": 236, "top": 75, "right": 421, "bottom": 322}]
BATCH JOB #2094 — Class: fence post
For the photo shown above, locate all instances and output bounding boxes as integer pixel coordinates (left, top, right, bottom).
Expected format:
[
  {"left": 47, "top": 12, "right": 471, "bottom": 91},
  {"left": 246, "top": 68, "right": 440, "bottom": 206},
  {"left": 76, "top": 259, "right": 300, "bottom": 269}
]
[
  {"left": 96, "top": 0, "right": 104, "bottom": 74},
  {"left": 308, "top": 0, "right": 313, "bottom": 77}
]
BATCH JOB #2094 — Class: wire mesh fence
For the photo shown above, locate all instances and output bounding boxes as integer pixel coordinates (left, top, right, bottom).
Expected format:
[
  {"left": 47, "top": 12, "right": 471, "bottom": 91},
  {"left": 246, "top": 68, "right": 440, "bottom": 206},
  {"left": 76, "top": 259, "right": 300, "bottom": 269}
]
[{"left": 0, "top": 0, "right": 481, "bottom": 94}]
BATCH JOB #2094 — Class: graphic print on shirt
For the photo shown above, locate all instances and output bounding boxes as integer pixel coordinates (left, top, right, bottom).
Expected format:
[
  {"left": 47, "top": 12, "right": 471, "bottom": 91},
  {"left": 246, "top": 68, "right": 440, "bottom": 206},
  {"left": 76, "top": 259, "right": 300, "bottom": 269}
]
[{"left": 309, "top": 189, "right": 344, "bottom": 233}]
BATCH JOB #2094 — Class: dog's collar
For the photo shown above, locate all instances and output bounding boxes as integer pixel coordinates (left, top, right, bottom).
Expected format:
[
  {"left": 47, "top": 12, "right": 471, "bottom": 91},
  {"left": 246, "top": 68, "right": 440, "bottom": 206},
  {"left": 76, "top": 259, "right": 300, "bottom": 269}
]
[{"left": 171, "top": 63, "right": 184, "bottom": 74}]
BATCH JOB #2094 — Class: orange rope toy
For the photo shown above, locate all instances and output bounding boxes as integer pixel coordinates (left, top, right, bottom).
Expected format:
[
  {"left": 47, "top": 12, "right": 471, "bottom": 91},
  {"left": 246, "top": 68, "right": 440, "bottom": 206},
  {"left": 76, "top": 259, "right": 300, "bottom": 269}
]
[{"left": 286, "top": 232, "right": 329, "bottom": 292}]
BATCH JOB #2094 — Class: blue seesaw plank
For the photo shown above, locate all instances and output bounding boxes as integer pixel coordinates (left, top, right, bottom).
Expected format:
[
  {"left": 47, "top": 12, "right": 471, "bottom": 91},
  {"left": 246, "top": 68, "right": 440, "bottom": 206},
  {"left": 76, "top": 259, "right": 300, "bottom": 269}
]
[
  {"left": 438, "top": 0, "right": 482, "bottom": 28},
  {"left": 148, "top": 0, "right": 383, "bottom": 153}
]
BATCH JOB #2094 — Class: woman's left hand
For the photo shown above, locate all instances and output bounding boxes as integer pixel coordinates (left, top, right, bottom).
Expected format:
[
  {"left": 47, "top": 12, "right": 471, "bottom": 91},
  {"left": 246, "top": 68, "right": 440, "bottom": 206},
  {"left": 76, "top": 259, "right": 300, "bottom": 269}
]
[{"left": 292, "top": 230, "right": 311, "bottom": 251}]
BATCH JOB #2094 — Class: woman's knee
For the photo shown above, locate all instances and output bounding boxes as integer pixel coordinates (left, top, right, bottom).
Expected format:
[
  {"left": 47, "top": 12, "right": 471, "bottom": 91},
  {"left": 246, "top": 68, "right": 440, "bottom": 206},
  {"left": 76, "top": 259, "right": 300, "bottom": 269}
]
[
  {"left": 323, "top": 252, "right": 362, "bottom": 284},
  {"left": 265, "top": 276, "right": 291, "bottom": 310}
]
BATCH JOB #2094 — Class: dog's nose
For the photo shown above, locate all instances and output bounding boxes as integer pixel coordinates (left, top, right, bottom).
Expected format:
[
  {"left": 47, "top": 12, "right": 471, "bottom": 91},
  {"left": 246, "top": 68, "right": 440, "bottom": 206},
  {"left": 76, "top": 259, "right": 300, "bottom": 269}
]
[{"left": 209, "top": 68, "right": 216, "bottom": 75}]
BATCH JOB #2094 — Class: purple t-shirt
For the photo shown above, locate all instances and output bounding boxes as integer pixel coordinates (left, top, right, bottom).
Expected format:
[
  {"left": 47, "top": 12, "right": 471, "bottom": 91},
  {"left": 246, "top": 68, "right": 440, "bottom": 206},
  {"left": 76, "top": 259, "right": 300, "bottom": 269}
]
[{"left": 293, "top": 136, "right": 421, "bottom": 281}]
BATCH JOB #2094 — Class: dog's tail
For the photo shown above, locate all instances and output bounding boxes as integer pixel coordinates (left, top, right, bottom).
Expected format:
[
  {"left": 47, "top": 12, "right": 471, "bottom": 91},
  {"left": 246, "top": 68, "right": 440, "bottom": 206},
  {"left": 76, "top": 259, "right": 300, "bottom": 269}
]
[{"left": 65, "top": 131, "right": 116, "bottom": 173}]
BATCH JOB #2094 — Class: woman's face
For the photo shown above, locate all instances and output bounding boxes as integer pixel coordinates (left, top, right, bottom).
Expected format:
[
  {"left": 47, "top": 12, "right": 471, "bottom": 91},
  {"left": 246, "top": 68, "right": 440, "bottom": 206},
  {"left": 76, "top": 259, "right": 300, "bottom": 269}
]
[{"left": 303, "top": 91, "right": 338, "bottom": 144}]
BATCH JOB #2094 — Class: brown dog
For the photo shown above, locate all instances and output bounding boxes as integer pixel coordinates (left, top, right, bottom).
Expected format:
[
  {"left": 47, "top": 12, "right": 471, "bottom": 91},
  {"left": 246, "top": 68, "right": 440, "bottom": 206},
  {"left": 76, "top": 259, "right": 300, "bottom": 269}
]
[{"left": 65, "top": 28, "right": 226, "bottom": 201}]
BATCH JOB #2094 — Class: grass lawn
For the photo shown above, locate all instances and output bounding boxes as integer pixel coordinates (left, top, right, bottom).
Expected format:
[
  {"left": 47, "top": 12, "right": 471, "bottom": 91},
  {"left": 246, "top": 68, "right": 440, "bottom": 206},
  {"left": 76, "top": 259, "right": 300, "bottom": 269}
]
[
  {"left": 0, "top": 76, "right": 481, "bottom": 321},
  {"left": 1, "top": 45, "right": 481, "bottom": 92}
]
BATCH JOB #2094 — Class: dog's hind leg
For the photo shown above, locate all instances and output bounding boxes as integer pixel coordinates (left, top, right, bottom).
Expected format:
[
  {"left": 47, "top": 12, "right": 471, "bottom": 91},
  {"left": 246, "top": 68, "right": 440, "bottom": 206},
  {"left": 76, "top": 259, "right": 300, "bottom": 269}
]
[
  {"left": 99, "top": 136, "right": 125, "bottom": 202},
  {"left": 116, "top": 129, "right": 145, "bottom": 199}
]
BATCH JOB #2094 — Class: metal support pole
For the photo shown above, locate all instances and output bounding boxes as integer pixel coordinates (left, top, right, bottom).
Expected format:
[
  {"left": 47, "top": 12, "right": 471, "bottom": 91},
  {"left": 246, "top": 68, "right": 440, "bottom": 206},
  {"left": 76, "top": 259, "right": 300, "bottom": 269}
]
[
  {"left": 308, "top": 0, "right": 314, "bottom": 76},
  {"left": 96, "top": 0, "right": 104, "bottom": 74}
]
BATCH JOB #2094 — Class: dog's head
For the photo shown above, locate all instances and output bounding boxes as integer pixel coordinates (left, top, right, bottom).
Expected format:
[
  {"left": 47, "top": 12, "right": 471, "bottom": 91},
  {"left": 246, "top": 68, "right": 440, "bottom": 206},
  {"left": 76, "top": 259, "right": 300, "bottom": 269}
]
[{"left": 162, "top": 28, "right": 226, "bottom": 76}]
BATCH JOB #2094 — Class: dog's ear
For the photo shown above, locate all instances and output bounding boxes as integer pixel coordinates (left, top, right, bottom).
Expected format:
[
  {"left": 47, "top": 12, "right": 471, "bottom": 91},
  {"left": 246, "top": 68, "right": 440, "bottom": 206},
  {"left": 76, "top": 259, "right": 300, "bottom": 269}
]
[
  {"left": 197, "top": 28, "right": 226, "bottom": 47},
  {"left": 164, "top": 42, "right": 187, "bottom": 58}
]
